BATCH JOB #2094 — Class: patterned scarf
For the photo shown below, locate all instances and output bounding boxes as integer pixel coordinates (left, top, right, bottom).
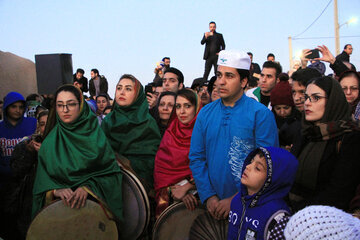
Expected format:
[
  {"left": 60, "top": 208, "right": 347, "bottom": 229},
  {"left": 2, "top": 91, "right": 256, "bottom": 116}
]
[{"left": 296, "top": 78, "right": 353, "bottom": 190}]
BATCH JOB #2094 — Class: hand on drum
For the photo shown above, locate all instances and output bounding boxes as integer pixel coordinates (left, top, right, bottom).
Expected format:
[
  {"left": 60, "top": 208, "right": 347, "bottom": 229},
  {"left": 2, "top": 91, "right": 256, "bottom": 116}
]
[
  {"left": 54, "top": 188, "right": 74, "bottom": 207},
  {"left": 206, "top": 195, "right": 220, "bottom": 219},
  {"left": 171, "top": 183, "right": 191, "bottom": 201},
  {"left": 182, "top": 193, "right": 198, "bottom": 211},
  {"left": 54, "top": 187, "right": 88, "bottom": 209},
  {"left": 214, "top": 196, "right": 233, "bottom": 220},
  {"left": 70, "top": 187, "right": 88, "bottom": 209}
]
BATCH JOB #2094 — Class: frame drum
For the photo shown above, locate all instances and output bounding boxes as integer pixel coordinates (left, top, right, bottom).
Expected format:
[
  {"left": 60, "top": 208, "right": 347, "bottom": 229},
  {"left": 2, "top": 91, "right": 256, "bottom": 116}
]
[
  {"left": 120, "top": 167, "right": 150, "bottom": 239},
  {"left": 152, "top": 201, "right": 206, "bottom": 240},
  {"left": 189, "top": 211, "right": 228, "bottom": 240},
  {"left": 26, "top": 199, "right": 118, "bottom": 240}
]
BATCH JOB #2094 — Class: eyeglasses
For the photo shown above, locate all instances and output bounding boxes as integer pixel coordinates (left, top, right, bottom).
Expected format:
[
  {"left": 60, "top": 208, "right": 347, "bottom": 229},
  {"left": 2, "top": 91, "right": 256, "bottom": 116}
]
[
  {"left": 56, "top": 102, "right": 79, "bottom": 111},
  {"left": 342, "top": 86, "right": 359, "bottom": 92},
  {"left": 304, "top": 95, "right": 327, "bottom": 103},
  {"left": 196, "top": 87, "right": 207, "bottom": 93}
]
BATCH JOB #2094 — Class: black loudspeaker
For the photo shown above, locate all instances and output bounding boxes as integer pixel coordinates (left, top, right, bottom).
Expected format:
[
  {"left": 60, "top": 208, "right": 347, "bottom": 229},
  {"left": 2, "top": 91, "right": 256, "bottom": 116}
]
[{"left": 35, "top": 54, "right": 73, "bottom": 94}]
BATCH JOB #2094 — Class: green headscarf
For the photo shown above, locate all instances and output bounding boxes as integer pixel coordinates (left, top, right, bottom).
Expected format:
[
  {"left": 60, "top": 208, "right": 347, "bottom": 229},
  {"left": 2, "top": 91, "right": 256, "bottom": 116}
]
[
  {"left": 32, "top": 85, "right": 123, "bottom": 221},
  {"left": 101, "top": 76, "right": 161, "bottom": 189}
]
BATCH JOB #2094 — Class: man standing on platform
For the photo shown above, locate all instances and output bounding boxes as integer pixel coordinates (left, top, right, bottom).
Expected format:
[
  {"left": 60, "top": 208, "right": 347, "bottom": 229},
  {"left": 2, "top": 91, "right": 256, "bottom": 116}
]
[{"left": 201, "top": 21, "right": 225, "bottom": 81}]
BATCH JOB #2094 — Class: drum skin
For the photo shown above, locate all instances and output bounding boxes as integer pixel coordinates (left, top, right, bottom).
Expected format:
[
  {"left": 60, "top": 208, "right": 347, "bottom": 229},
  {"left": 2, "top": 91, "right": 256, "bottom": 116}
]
[
  {"left": 27, "top": 168, "right": 150, "bottom": 240},
  {"left": 120, "top": 168, "right": 150, "bottom": 239},
  {"left": 26, "top": 200, "right": 118, "bottom": 240},
  {"left": 152, "top": 201, "right": 206, "bottom": 240}
]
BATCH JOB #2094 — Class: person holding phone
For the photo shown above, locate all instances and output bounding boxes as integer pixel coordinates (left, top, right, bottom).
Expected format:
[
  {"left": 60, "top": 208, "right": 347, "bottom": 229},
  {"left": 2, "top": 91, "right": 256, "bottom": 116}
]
[{"left": 300, "top": 48, "right": 326, "bottom": 75}]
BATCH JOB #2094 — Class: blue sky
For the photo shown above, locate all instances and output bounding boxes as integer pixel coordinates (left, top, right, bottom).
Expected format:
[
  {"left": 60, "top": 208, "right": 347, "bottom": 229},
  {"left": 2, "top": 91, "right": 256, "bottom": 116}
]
[{"left": 1, "top": 0, "right": 359, "bottom": 95}]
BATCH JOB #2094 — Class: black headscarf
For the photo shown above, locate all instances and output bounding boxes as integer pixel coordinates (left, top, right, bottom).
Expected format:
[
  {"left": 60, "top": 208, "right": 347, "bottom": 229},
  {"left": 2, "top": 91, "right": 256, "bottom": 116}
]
[{"left": 296, "top": 76, "right": 352, "bottom": 190}]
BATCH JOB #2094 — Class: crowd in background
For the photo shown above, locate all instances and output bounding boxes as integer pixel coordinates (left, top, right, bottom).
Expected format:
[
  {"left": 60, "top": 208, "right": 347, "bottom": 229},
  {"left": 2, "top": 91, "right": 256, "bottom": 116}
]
[{"left": 0, "top": 21, "right": 360, "bottom": 240}]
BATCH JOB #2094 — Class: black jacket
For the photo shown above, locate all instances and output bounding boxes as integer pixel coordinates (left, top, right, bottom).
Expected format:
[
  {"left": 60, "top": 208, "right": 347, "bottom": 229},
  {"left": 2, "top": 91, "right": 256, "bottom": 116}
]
[
  {"left": 291, "top": 130, "right": 360, "bottom": 211},
  {"left": 336, "top": 50, "right": 350, "bottom": 62},
  {"left": 201, "top": 31, "right": 225, "bottom": 60},
  {"left": 89, "top": 76, "right": 108, "bottom": 98},
  {"left": 330, "top": 58, "right": 351, "bottom": 77},
  {"left": 73, "top": 74, "right": 88, "bottom": 93},
  {"left": 0, "top": 140, "right": 38, "bottom": 237},
  {"left": 275, "top": 110, "right": 302, "bottom": 147}
]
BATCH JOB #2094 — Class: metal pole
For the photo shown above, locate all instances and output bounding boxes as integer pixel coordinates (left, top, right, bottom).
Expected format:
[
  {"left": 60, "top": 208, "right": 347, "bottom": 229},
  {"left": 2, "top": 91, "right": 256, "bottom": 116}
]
[
  {"left": 334, "top": 0, "right": 340, "bottom": 55},
  {"left": 288, "top": 36, "right": 293, "bottom": 70}
]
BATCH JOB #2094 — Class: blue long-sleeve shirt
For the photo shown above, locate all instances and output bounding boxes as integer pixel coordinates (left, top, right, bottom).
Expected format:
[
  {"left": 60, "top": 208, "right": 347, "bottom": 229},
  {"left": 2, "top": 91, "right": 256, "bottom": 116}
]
[{"left": 189, "top": 94, "right": 279, "bottom": 203}]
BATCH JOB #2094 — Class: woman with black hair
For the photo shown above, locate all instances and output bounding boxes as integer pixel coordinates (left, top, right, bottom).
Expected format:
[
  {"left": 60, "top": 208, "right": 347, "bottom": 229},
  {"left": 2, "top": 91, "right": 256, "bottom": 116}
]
[
  {"left": 96, "top": 94, "right": 110, "bottom": 124},
  {"left": 290, "top": 76, "right": 360, "bottom": 211},
  {"left": 156, "top": 91, "right": 176, "bottom": 137},
  {"left": 154, "top": 89, "right": 201, "bottom": 218},
  {"left": 338, "top": 70, "right": 360, "bottom": 120}
]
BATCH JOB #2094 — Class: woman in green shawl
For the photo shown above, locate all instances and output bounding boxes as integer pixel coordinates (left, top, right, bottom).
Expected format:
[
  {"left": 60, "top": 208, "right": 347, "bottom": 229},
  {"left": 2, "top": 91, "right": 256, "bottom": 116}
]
[
  {"left": 101, "top": 74, "right": 161, "bottom": 191},
  {"left": 32, "top": 85, "right": 123, "bottom": 221}
]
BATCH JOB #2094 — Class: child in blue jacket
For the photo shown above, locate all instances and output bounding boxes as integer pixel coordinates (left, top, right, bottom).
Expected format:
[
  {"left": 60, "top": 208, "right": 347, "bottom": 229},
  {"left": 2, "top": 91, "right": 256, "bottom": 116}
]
[{"left": 227, "top": 147, "right": 298, "bottom": 240}]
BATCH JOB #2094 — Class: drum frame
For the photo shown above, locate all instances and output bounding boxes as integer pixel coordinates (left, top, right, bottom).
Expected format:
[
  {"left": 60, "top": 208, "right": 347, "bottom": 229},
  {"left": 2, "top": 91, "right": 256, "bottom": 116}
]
[
  {"left": 152, "top": 201, "right": 206, "bottom": 240},
  {"left": 120, "top": 167, "right": 151, "bottom": 239}
]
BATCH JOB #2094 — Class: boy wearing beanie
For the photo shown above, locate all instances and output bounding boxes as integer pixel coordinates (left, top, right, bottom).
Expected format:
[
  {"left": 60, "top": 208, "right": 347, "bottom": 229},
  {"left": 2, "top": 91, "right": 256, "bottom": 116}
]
[
  {"left": 227, "top": 147, "right": 298, "bottom": 240},
  {"left": 270, "top": 76, "right": 301, "bottom": 148}
]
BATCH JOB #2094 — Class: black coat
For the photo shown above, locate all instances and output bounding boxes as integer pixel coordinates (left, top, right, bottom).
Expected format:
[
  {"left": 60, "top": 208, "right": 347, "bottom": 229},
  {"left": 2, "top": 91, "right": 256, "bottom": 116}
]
[
  {"left": 0, "top": 140, "right": 38, "bottom": 238},
  {"left": 277, "top": 116, "right": 301, "bottom": 148},
  {"left": 291, "top": 130, "right": 360, "bottom": 211},
  {"left": 330, "top": 58, "right": 351, "bottom": 77},
  {"left": 201, "top": 31, "right": 225, "bottom": 60},
  {"left": 73, "top": 74, "right": 88, "bottom": 93},
  {"left": 89, "top": 76, "right": 108, "bottom": 98},
  {"left": 336, "top": 50, "right": 350, "bottom": 62}
]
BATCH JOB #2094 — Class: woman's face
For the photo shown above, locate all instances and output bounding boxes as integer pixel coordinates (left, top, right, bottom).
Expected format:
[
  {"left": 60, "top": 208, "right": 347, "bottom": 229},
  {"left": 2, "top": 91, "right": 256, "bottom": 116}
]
[
  {"left": 96, "top": 96, "right": 108, "bottom": 112},
  {"left": 56, "top": 91, "right": 80, "bottom": 124},
  {"left": 340, "top": 75, "right": 359, "bottom": 104},
  {"left": 273, "top": 105, "right": 292, "bottom": 118},
  {"left": 158, "top": 95, "right": 175, "bottom": 123},
  {"left": 304, "top": 84, "right": 327, "bottom": 123},
  {"left": 175, "top": 95, "right": 196, "bottom": 124},
  {"left": 115, "top": 78, "right": 136, "bottom": 106},
  {"left": 38, "top": 115, "right": 48, "bottom": 135},
  {"left": 211, "top": 81, "right": 220, "bottom": 101}
]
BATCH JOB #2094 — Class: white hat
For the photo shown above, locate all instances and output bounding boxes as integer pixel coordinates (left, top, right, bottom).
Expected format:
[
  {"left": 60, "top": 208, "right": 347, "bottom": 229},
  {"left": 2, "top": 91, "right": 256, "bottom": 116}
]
[
  {"left": 217, "top": 50, "right": 251, "bottom": 70},
  {"left": 284, "top": 205, "right": 360, "bottom": 240}
]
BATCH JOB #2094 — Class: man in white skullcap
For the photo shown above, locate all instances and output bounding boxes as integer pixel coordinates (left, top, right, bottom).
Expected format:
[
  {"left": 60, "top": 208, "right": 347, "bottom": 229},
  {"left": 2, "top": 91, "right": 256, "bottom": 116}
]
[{"left": 189, "top": 50, "right": 279, "bottom": 220}]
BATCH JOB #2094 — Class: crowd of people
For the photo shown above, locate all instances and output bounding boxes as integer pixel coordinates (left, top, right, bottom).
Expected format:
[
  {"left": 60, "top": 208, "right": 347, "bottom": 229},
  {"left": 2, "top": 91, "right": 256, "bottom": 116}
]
[{"left": 0, "top": 21, "right": 360, "bottom": 240}]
